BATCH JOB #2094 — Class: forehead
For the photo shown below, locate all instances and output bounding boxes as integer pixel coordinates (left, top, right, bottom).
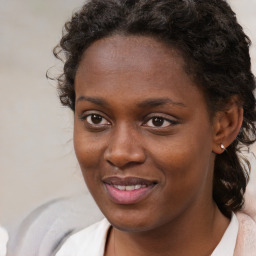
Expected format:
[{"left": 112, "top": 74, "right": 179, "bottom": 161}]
[
  {"left": 76, "top": 35, "right": 186, "bottom": 82},
  {"left": 74, "top": 35, "right": 205, "bottom": 110}
]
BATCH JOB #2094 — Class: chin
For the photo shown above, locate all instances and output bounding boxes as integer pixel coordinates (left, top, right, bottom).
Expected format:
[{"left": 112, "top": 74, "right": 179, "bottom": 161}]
[
  {"left": 110, "top": 220, "right": 155, "bottom": 233},
  {"left": 103, "top": 208, "right": 163, "bottom": 233}
]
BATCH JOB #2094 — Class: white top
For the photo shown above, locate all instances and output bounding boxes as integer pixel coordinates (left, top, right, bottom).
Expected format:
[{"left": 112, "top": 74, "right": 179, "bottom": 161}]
[
  {"left": 0, "top": 227, "right": 8, "bottom": 256},
  {"left": 56, "top": 214, "right": 239, "bottom": 256},
  {"left": 211, "top": 213, "right": 239, "bottom": 256}
]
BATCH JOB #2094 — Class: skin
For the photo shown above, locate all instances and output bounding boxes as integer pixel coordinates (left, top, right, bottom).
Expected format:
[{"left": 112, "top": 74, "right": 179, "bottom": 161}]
[{"left": 73, "top": 35, "right": 230, "bottom": 256}]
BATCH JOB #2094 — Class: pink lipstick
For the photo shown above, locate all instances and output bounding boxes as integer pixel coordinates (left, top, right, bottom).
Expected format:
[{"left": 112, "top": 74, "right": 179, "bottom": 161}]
[{"left": 103, "top": 176, "right": 157, "bottom": 204}]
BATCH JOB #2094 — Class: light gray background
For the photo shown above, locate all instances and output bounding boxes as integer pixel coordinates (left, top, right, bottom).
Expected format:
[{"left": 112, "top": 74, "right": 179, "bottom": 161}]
[{"left": 0, "top": 0, "right": 256, "bottom": 237}]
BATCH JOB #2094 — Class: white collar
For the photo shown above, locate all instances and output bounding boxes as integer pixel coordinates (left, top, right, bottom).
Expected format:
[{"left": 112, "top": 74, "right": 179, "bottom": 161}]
[
  {"left": 56, "top": 218, "right": 110, "bottom": 256},
  {"left": 56, "top": 213, "right": 239, "bottom": 256},
  {"left": 211, "top": 213, "right": 239, "bottom": 256}
]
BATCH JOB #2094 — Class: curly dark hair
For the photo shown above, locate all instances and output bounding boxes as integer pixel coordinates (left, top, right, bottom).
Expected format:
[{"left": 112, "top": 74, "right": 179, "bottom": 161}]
[{"left": 52, "top": 0, "right": 256, "bottom": 217}]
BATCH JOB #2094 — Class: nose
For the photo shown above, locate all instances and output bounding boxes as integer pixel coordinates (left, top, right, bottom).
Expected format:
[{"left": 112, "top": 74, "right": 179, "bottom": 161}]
[{"left": 104, "top": 124, "right": 146, "bottom": 169}]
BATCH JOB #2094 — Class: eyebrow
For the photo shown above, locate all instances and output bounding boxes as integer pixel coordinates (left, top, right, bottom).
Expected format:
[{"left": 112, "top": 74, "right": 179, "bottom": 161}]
[
  {"left": 76, "top": 96, "right": 109, "bottom": 107},
  {"left": 76, "top": 96, "right": 186, "bottom": 108},
  {"left": 137, "top": 98, "right": 186, "bottom": 108}
]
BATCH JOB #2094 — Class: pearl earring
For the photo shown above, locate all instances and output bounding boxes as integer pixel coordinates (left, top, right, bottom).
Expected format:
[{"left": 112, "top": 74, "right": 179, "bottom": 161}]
[{"left": 220, "top": 144, "right": 225, "bottom": 150}]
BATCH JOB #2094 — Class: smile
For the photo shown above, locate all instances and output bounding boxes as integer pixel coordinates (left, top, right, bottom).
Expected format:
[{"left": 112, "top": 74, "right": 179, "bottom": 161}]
[
  {"left": 102, "top": 176, "right": 157, "bottom": 204},
  {"left": 113, "top": 184, "right": 147, "bottom": 191}
]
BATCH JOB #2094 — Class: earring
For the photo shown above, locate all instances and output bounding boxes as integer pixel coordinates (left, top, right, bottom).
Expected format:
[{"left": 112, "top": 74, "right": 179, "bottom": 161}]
[{"left": 220, "top": 144, "right": 226, "bottom": 150}]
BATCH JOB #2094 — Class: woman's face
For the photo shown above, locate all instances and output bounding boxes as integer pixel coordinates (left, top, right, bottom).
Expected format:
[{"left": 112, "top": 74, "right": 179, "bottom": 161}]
[{"left": 74, "top": 35, "right": 216, "bottom": 232}]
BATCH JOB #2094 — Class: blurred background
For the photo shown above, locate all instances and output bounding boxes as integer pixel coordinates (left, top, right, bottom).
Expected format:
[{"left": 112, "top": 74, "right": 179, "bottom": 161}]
[{"left": 0, "top": 0, "right": 255, "bottom": 239}]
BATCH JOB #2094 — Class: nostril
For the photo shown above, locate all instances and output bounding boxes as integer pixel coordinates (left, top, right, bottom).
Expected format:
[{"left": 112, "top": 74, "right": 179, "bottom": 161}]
[
  {"left": 106, "top": 160, "right": 119, "bottom": 170},
  {"left": 106, "top": 159, "right": 145, "bottom": 170},
  {"left": 103, "top": 133, "right": 146, "bottom": 168}
]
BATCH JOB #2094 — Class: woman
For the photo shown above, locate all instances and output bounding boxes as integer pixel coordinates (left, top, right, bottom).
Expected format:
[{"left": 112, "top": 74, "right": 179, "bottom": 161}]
[{"left": 54, "top": 0, "right": 256, "bottom": 255}]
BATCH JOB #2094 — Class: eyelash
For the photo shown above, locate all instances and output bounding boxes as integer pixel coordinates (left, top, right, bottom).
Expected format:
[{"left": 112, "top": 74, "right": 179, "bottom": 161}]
[
  {"left": 78, "top": 112, "right": 179, "bottom": 130},
  {"left": 79, "top": 113, "right": 111, "bottom": 127},
  {"left": 143, "top": 116, "right": 178, "bottom": 128}
]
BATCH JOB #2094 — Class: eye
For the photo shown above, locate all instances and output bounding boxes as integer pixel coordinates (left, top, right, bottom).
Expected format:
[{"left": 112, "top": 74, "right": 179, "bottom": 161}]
[
  {"left": 144, "top": 116, "right": 175, "bottom": 128},
  {"left": 85, "top": 114, "right": 110, "bottom": 126}
]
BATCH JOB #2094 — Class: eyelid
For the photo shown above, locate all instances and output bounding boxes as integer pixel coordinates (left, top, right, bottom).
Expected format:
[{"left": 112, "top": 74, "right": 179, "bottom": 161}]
[
  {"left": 142, "top": 114, "right": 179, "bottom": 127},
  {"left": 78, "top": 111, "right": 179, "bottom": 129},
  {"left": 87, "top": 114, "right": 110, "bottom": 125},
  {"left": 78, "top": 110, "right": 108, "bottom": 119},
  {"left": 78, "top": 111, "right": 111, "bottom": 126}
]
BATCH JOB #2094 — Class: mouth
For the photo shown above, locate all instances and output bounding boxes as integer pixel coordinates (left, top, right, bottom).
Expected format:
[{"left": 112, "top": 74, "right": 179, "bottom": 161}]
[
  {"left": 102, "top": 176, "right": 158, "bottom": 204},
  {"left": 111, "top": 184, "right": 147, "bottom": 191}
]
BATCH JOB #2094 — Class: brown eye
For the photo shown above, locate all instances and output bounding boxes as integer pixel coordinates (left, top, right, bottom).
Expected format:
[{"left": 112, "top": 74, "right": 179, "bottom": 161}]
[
  {"left": 86, "top": 114, "right": 110, "bottom": 125},
  {"left": 91, "top": 114, "right": 102, "bottom": 124},
  {"left": 145, "top": 116, "right": 175, "bottom": 128},
  {"left": 152, "top": 117, "right": 164, "bottom": 127}
]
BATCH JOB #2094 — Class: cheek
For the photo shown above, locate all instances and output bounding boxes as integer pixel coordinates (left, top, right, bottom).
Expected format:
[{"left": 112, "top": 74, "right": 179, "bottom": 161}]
[
  {"left": 73, "top": 130, "right": 105, "bottom": 199},
  {"left": 73, "top": 125, "right": 105, "bottom": 173},
  {"left": 158, "top": 145, "right": 207, "bottom": 188},
  {"left": 148, "top": 125, "right": 213, "bottom": 193}
]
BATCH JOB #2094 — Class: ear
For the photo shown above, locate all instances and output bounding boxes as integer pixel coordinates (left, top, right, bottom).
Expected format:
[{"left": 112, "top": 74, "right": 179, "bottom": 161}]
[{"left": 212, "top": 97, "right": 243, "bottom": 154}]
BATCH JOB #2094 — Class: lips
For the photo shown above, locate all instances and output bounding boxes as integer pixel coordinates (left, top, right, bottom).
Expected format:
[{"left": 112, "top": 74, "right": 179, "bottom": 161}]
[{"left": 102, "top": 176, "right": 157, "bottom": 204}]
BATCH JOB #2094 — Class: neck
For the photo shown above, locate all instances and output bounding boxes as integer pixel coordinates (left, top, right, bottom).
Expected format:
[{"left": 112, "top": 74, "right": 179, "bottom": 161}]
[{"left": 105, "top": 202, "right": 229, "bottom": 256}]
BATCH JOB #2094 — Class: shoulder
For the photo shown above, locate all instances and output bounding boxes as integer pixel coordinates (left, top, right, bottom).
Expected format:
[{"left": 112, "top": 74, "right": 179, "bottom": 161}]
[
  {"left": 234, "top": 212, "right": 256, "bottom": 256},
  {"left": 56, "top": 218, "right": 111, "bottom": 256},
  {"left": 0, "top": 226, "right": 8, "bottom": 256},
  {"left": 234, "top": 151, "right": 256, "bottom": 255}
]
